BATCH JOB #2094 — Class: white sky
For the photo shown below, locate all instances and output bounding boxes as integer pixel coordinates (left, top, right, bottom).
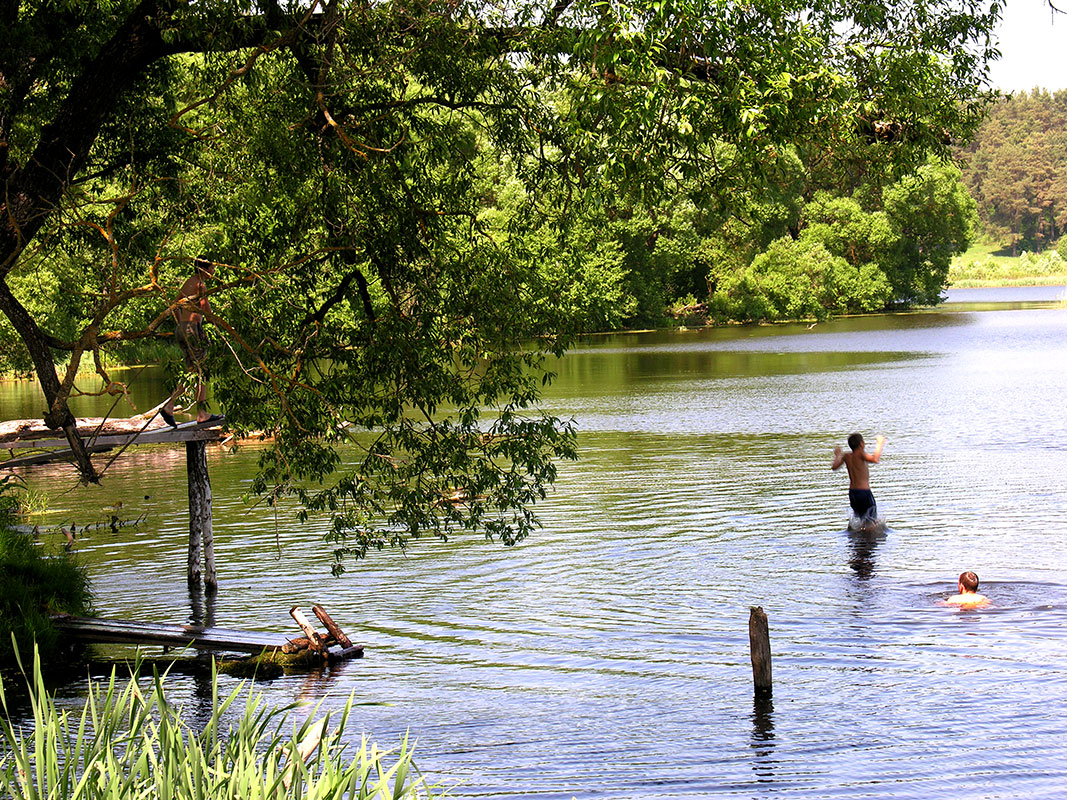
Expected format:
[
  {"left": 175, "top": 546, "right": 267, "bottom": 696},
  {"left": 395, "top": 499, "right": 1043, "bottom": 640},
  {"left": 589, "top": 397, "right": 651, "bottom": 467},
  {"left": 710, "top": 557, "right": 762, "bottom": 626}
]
[{"left": 988, "top": 0, "right": 1067, "bottom": 92}]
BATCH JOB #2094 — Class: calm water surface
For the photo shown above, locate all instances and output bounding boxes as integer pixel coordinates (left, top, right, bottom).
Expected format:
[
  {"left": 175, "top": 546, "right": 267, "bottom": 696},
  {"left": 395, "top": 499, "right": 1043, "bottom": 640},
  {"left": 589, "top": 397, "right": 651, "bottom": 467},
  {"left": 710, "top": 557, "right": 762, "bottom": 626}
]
[{"left": 3, "top": 287, "right": 1067, "bottom": 798}]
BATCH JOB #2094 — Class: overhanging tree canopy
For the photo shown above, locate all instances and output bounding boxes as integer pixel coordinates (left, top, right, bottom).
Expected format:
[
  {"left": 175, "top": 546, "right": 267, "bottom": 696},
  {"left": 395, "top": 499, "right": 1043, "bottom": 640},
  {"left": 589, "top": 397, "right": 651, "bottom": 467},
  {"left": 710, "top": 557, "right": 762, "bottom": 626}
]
[{"left": 1, "top": 0, "right": 999, "bottom": 569}]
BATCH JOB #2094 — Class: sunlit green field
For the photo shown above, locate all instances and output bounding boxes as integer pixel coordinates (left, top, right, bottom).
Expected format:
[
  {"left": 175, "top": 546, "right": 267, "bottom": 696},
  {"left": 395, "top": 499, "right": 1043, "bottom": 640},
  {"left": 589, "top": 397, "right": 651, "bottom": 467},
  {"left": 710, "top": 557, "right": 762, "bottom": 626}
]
[{"left": 950, "top": 241, "right": 1067, "bottom": 287}]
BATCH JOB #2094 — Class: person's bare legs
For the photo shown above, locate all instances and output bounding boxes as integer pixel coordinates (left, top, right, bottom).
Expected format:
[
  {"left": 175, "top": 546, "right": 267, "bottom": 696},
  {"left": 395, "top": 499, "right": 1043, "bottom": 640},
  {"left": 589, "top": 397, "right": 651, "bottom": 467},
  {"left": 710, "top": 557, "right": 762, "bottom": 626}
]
[
  {"left": 160, "top": 382, "right": 185, "bottom": 427},
  {"left": 194, "top": 379, "right": 211, "bottom": 423}
]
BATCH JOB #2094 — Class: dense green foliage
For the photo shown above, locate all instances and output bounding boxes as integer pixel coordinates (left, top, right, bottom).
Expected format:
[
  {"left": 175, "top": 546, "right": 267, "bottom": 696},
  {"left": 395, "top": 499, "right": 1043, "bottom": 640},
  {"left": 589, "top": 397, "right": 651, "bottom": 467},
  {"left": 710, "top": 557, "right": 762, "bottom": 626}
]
[
  {"left": 706, "top": 160, "right": 977, "bottom": 319},
  {"left": 0, "top": 0, "right": 999, "bottom": 568},
  {"left": 961, "top": 89, "right": 1067, "bottom": 251},
  {"left": 0, "top": 478, "right": 93, "bottom": 665},
  {"left": 0, "top": 652, "right": 434, "bottom": 798}
]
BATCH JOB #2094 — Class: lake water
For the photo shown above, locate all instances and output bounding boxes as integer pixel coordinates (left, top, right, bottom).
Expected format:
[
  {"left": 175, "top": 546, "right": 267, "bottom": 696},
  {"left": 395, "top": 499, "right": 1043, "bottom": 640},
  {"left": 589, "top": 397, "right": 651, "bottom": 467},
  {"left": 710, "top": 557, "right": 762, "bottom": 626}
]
[{"left": 3, "top": 286, "right": 1067, "bottom": 798}]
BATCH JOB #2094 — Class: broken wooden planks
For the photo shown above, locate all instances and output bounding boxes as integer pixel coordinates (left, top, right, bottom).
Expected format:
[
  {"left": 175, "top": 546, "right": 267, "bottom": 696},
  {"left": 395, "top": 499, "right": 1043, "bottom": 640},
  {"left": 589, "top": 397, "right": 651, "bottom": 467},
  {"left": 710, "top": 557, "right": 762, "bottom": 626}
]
[
  {"left": 53, "top": 616, "right": 287, "bottom": 654},
  {"left": 286, "top": 605, "right": 362, "bottom": 660}
]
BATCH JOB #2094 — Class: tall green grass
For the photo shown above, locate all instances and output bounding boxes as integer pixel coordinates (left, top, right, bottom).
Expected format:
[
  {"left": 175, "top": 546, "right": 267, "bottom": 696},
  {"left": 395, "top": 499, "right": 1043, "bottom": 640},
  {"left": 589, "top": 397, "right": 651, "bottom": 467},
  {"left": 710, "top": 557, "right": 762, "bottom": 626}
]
[{"left": 0, "top": 649, "right": 437, "bottom": 799}]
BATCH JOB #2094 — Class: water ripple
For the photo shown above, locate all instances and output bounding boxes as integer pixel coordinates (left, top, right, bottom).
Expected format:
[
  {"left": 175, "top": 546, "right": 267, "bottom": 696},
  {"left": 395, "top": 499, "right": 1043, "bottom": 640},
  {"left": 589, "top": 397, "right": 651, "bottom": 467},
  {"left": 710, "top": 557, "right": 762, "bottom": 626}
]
[{"left": 9, "top": 307, "right": 1067, "bottom": 798}]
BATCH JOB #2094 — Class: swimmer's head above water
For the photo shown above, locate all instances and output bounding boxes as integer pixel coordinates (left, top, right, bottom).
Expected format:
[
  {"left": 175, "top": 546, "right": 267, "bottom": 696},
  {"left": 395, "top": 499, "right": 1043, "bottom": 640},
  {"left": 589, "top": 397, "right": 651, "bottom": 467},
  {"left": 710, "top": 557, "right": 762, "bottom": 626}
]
[{"left": 946, "top": 570, "right": 990, "bottom": 607}]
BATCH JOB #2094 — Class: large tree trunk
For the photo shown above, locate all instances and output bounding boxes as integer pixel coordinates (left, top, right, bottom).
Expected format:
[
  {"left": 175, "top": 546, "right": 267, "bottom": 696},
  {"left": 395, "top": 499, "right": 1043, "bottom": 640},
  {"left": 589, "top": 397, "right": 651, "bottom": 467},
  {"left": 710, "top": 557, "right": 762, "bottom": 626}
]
[
  {"left": 0, "top": 0, "right": 177, "bottom": 482},
  {"left": 0, "top": 283, "right": 99, "bottom": 480}
]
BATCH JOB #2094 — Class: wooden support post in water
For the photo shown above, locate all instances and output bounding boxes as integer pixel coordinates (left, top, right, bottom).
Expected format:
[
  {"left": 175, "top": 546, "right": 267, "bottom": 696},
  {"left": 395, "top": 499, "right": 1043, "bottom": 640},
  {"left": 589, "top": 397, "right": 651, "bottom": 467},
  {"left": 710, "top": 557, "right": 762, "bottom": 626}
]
[
  {"left": 749, "top": 606, "right": 772, "bottom": 696},
  {"left": 290, "top": 606, "right": 327, "bottom": 654},
  {"left": 186, "top": 440, "right": 217, "bottom": 593}
]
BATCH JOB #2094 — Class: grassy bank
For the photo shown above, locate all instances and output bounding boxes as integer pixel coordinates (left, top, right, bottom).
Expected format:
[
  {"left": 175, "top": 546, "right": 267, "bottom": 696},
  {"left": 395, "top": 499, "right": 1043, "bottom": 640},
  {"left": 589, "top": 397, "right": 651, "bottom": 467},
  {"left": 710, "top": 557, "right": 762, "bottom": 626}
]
[
  {"left": 0, "top": 477, "right": 93, "bottom": 666},
  {"left": 0, "top": 652, "right": 436, "bottom": 799},
  {"left": 949, "top": 242, "right": 1067, "bottom": 288}
]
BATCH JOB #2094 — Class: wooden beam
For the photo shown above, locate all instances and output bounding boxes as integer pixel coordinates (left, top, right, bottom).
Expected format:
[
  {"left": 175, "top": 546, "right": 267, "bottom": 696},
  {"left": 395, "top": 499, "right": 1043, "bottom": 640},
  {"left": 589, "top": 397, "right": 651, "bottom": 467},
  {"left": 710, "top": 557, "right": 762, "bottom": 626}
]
[
  {"left": 3, "top": 423, "right": 222, "bottom": 449},
  {"left": 0, "top": 425, "right": 224, "bottom": 470},
  {"left": 289, "top": 607, "right": 327, "bottom": 654},
  {"left": 312, "top": 604, "right": 355, "bottom": 649},
  {"left": 53, "top": 616, "right": 286, "bottom": 653}
]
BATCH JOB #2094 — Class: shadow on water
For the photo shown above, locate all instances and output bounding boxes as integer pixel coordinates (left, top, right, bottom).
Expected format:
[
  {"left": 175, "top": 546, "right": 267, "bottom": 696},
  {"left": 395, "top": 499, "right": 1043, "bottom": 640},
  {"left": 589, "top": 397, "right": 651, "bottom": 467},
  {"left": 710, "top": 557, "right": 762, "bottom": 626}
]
[{"left": 750, "top": 693, "right": 776, "bottom": 782}]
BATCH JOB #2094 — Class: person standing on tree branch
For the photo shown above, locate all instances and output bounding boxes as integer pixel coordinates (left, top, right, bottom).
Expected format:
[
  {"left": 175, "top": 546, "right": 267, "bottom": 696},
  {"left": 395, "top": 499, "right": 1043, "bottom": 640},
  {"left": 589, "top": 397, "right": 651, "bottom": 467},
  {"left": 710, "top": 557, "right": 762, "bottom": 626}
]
[{"left": 160, "top": 256, "right": 223, "bottom": 427}]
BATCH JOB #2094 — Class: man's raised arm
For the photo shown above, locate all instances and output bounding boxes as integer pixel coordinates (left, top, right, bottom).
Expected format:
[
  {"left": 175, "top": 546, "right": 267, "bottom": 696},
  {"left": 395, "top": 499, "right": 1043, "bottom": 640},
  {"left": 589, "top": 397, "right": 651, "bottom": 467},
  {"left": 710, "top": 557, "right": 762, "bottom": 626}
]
[
  {"left": 866, "top": 435, "right": 886, "bottom": 463},
  {"left": 831, "top": 446, "right": 846, "bottom": 470}
]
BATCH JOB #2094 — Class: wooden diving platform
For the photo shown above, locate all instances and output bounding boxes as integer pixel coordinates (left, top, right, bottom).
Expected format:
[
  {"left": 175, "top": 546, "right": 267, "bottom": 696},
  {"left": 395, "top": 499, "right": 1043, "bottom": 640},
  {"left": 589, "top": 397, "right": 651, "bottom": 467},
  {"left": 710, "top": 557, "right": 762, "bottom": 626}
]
[
  {"left": 0, "top": 415, "right": 225, "bottom": 469},
  {"left": 1, "top": 412, "right": 226, "bottom": 591}
]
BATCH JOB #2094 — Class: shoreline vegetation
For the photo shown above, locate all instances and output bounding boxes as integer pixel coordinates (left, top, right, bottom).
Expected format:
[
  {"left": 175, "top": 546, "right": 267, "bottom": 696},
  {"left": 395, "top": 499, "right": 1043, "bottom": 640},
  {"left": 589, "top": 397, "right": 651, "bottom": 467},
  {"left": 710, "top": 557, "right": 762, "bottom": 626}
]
[
  {"left": 948, "top": 241, "right": 1067, "bottom": 289},
  {"left": 0, "top": 242, "right": 1063, "bottom": 385},
  {"left": 0, "top": 650, "right": 436, "bottom": 800},
  {"left": 0, "top": 477, "right": 93, "bottom": 668}
]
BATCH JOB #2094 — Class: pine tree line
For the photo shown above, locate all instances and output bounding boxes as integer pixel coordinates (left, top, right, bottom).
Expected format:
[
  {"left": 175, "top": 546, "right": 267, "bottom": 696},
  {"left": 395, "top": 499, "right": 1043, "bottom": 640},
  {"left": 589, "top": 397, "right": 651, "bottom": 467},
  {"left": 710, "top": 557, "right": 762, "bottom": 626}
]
[{"left": 961, "top": 89, "right": 1067, "bottom": 252}]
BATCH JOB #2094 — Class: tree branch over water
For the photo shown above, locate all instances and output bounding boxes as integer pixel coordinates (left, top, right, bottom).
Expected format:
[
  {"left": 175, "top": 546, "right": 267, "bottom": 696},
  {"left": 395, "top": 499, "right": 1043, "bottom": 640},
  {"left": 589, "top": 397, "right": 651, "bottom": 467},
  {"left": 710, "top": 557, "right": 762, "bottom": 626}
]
[{"left": 0, "top": 0, "right": 1000, "bottom": 559}]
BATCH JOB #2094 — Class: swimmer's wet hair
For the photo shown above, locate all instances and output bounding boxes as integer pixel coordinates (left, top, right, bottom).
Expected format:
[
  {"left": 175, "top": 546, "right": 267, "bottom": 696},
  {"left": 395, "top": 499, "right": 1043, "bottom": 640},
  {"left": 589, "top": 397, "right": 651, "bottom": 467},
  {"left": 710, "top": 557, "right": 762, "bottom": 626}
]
[
  {"left": 847, "top": 433, "right": 864, "bottom": 450},
  {"left": 959, "top": 571, "right": 980, "bottom": 592}
]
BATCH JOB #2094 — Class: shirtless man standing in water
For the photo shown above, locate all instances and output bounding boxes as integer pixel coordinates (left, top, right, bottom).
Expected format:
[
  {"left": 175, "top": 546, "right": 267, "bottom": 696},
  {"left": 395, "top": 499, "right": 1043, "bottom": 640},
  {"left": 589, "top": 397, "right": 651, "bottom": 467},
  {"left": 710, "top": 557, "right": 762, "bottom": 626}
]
[{"left": 831, "top": 433, "right": 886, "bottom": 523}]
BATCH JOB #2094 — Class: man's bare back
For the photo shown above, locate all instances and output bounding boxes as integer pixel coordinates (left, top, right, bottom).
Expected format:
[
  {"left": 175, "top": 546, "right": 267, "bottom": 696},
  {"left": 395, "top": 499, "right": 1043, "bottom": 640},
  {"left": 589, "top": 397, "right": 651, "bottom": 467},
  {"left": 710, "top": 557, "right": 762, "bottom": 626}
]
[
  {"left": 832, "top": 433, "right": 886, "bottom": 521},
  {"left": 175, "top": 270, "right": 210, "bottom": 327},
  {"left": 832, "top": 434, "right": 884, "bottom": 488}
]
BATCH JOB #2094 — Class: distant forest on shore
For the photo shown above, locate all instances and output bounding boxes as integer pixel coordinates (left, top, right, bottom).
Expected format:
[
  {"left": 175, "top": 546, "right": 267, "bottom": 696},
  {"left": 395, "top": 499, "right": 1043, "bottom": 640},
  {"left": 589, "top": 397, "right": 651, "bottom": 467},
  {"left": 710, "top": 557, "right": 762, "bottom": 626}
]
[{"left": 961, "top": 89, "right": 1067, "bottom": 254}]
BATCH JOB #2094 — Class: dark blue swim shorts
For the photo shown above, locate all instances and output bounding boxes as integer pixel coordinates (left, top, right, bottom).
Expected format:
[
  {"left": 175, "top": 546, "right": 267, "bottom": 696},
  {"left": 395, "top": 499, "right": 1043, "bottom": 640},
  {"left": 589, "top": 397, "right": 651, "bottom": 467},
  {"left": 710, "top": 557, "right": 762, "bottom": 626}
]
[{"left": 848, "top": 489, "right": 877, "bottom": 519}]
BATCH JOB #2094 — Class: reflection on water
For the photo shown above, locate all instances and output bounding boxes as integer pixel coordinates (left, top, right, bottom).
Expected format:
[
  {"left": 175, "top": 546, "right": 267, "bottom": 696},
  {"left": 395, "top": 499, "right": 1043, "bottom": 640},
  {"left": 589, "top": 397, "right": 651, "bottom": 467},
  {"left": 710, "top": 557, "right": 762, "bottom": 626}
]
[
  {"left": 5, "top": 304, "right": 1067, "bottom": 798},
  {"left": 749, "top": 694, "right": 776, "bottom": 784},
  {"left": 846, "top": 528, "right": 886, "bottom": 581}
]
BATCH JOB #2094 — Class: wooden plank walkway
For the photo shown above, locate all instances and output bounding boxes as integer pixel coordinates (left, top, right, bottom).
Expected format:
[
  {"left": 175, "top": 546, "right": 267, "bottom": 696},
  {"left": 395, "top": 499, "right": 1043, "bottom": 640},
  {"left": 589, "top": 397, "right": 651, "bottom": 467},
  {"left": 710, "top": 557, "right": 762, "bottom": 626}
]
[
  {"left": 54, "top": 616, "right": 294, "bottom": 654},
  {"left": 1, "top": 418, "right": 224, "bottom": 469},
  {"left": 52, "top": 615, "right": 364, "bottom": 659},
  {"left": 53, "top": 618, "right": 288, "bottom": 652}
]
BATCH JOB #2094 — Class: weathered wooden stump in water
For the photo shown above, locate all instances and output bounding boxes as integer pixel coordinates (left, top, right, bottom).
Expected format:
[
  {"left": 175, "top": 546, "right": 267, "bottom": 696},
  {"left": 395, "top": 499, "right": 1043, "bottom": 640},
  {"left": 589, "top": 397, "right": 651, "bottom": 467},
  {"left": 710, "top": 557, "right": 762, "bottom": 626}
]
[
  {"left": 186, "top": 440, "right": 216, "bottom": 593},
  {"left": 749, "top": 606, "right": 772, "bottom": 696}
]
